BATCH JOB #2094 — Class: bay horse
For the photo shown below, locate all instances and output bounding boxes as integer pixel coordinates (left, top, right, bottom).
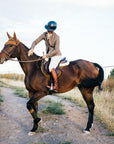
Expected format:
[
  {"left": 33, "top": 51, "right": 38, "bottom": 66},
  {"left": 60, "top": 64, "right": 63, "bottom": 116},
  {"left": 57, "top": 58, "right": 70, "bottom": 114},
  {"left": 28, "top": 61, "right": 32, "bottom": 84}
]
[{"left": 0, "top": 32, "right": 104, "bottom": 135}]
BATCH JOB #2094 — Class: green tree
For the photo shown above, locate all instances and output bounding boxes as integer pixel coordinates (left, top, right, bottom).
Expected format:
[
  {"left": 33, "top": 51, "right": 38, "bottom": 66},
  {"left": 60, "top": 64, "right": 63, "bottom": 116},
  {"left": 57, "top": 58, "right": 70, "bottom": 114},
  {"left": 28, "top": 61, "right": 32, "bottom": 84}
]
[{"left": 108, "top": 68, "right": 114, "bottom": 79}]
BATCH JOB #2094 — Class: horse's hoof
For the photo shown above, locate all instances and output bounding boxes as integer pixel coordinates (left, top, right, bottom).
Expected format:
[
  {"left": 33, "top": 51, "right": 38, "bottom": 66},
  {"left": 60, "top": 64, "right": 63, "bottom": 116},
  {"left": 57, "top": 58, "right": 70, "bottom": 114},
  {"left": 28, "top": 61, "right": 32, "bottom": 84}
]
[
  {"left": 83, "top": 129, "right": 90, "bottom": 135},
  {"left": 28, "top": 131, "right": 36, "bottom": 136},
  {"left": 38, "top": 119, "right": 42, "bottom": 126}
]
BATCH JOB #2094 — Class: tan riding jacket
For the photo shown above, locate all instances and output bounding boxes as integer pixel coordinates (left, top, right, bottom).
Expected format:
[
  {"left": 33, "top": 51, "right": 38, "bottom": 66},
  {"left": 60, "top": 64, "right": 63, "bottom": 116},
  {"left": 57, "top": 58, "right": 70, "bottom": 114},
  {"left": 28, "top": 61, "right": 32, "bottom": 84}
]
[{"left": 30, "top": 32, "right": 62, "bottom": 58}]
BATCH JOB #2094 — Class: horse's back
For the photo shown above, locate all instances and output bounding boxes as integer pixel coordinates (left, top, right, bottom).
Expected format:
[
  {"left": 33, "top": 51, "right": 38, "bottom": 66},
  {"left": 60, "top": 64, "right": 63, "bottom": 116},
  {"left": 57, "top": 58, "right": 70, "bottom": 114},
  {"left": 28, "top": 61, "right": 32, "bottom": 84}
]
[{"left": 70, "top": 59, "right": 99, "bottom": 78}]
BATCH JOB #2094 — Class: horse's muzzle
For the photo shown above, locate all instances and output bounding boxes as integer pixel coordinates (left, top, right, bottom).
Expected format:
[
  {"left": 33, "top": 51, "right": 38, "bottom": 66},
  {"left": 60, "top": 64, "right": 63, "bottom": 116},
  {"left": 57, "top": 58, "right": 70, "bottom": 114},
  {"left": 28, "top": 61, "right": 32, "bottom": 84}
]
[{"left": 0, "top": 57, "right": 5, "bottom": 64}]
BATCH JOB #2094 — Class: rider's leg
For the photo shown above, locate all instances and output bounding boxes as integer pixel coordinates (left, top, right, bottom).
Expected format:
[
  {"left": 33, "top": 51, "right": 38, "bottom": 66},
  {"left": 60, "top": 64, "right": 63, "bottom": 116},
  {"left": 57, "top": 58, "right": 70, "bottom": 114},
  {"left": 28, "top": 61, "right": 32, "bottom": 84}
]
[
  {"left": 51, "top": 68, "right": 58, "bottom": 91},
  {"left": 47, "top": 56, "right": 61, "bottom": 91}
]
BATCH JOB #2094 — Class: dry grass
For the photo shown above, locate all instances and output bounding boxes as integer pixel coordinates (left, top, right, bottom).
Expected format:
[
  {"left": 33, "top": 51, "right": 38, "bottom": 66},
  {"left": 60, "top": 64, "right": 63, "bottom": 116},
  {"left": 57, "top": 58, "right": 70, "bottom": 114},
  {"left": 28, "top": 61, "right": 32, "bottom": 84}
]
[
  {"left": 59, "top": 88, "right": 86, "bottom": 107},
  {"left": 0, "top": 78, "right": 25, "bottom": 88},
  {"left": 0, "top": 73, "right": 24, "bottom": 81},
  {"left": 103, "top": 78, "right": 114, "bottom": 91},
  {"left": 94, "top": 90, "right": 114, "bottom": 131}
]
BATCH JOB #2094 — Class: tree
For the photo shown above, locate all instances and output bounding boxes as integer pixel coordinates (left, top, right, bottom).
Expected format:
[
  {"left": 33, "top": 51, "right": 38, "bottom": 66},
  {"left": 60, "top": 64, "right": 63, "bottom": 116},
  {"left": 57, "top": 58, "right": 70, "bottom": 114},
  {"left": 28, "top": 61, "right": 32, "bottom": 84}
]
[{"left": 108, "top": 68, "right": 114, "bottom": 79}]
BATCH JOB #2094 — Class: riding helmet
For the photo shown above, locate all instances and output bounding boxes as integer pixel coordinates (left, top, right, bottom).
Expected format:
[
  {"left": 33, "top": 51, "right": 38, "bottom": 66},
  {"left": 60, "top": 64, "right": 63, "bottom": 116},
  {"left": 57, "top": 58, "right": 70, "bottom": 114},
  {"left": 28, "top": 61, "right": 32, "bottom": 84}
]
[{"left": 45, "top": 21, "right": 57, "bottom": 31}]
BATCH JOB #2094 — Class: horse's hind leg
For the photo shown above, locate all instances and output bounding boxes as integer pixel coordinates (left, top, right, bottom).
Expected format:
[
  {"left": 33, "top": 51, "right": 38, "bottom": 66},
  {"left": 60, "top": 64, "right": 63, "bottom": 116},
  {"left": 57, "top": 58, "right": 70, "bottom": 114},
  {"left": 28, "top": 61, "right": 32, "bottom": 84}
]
[{"left": 78, "top": 85, "right": 95, "bottom": 133}]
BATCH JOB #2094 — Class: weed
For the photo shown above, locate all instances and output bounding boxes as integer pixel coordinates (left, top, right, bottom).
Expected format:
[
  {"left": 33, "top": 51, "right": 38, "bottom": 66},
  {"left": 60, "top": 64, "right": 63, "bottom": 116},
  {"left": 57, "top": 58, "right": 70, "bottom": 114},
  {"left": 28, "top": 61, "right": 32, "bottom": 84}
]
[
  {"left": 28, "top": 142, "right": 49, "bottom": 144},
  {"left": 45, "top": 100, "right": 53, "bottom": 103},
  {"left": 42, "top": 101, "right": 65, "bottom": 115},
  {"left": 36, "top": 126, "right": 48, "bottom": 133},
  {"left": 58, "top": 141, "right": 72, "bottom": 144},
  {"left": 0, "top": 95, "right": 3, "bottom": 103},
  {"left": 28, "top": 141, "right": 72, "bottom": 144},
  {"left": 62, "top": 96, "right": 73, "bottom": 101},
  {"left": 0, "top": 80, "right": 7, "bottom": 87},
  {"left": 107, "top": 132, "right": 114, "bottom": 136},
  {"left": 14, "top": 88, "right": 29, "bottom": 99},
  {"left": 0, "top": 89, "right": 3, "bottom": 103}
]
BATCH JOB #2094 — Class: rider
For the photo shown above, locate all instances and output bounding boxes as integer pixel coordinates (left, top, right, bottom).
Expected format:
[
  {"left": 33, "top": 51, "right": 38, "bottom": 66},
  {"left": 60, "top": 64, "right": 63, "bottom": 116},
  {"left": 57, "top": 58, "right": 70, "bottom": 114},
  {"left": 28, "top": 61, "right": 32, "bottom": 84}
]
[{"left": 28, "top": 21, "right": 62, "bottom": 91}]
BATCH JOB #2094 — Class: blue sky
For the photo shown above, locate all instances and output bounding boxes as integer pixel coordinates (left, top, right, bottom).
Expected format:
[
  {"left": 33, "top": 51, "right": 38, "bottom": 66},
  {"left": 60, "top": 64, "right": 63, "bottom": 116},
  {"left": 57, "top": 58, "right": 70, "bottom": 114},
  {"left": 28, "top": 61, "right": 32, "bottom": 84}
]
[{"left": 0, "top": 0, "right": 114, "bottom": 74}]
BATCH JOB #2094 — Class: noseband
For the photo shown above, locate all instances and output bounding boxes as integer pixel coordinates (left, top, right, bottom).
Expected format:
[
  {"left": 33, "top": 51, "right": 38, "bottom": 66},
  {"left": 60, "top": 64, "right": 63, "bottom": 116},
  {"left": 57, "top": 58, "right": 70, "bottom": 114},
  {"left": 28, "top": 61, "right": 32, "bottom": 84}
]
[{"left": 2, "top": 49, "right": 10, "bottom": 57}]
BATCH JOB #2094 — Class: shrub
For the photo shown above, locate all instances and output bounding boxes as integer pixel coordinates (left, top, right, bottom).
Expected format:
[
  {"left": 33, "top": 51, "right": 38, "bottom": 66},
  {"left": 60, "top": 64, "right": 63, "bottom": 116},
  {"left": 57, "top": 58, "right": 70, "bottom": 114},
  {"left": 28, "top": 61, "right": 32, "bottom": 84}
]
[
  {"left": 0, "top": 89, "right": 3, "bottom": 103},
  {"left": 108, "top": 69, "right": 114, "bottom": 79},
  {"left": 14, "top": 88, "right": 28, "bottom": 99},
  {"left": 42, "top": 101, "right": 65, "bottom": 115}
]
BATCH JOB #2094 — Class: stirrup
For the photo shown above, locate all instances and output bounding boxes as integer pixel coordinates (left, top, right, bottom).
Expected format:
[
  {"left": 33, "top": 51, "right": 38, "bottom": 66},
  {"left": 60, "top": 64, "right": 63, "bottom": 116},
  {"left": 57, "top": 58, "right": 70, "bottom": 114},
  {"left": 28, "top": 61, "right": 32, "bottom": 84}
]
[
  {"left": 46, "top": 83, "right": 58, "bottom": 92},
  {"left": 46, "top": 83, "right": 53, "bottom": 90}
]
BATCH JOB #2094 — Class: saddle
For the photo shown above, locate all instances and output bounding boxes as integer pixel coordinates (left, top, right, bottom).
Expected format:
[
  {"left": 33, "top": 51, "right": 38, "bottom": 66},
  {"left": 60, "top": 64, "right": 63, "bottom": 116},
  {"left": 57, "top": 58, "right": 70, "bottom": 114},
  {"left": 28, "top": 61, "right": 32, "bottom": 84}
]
[{"left": 41, "top": 57, "right": 67, "bottom": 78}]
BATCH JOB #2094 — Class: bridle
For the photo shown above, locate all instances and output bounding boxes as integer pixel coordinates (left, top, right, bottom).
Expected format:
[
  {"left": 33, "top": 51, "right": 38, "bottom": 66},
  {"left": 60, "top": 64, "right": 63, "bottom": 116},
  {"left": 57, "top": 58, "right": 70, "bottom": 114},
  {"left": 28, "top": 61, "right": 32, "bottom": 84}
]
[
  {"left": 1, "top": 39, "right": 42, "bottom": 63},
  {"left": 2, "top": 49, "right": 10, "bottom": 57},
  {"left": 2, "top": 38, "right": 20, "bottom": 57}
]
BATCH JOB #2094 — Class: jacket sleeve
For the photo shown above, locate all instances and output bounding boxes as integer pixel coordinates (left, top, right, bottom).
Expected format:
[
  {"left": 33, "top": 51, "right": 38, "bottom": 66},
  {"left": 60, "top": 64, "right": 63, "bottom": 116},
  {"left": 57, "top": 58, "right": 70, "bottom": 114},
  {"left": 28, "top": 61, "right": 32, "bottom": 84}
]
[
  {"left": 46, "top": 36, "right": 60, "bottom": 58},
  {"left": 30, "top": 33, "right": 45, "bottom": 49}
]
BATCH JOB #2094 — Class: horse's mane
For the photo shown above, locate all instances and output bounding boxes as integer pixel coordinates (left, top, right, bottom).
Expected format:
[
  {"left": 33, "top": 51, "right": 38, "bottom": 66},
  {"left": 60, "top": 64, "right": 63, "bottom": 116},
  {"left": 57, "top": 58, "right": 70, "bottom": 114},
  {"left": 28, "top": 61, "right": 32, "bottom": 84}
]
[{"left": 21, "top": 43, "right": 41, "bottom": 60}]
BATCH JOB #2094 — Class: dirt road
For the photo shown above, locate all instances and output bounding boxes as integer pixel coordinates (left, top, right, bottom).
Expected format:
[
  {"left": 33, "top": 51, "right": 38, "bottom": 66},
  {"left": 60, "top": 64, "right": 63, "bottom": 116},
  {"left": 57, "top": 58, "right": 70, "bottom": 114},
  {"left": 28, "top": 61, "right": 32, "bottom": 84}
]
[{"left": 0, "top": 87, "right": 113, "bottom": 144}]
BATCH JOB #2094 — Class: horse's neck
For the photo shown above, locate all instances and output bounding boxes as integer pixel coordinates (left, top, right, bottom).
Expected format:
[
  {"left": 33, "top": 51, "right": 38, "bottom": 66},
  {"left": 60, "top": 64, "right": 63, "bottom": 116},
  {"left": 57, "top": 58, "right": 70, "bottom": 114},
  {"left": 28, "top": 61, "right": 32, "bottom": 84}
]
[{"left": 17, "top": 43, "right": 38, "bottom": 75}]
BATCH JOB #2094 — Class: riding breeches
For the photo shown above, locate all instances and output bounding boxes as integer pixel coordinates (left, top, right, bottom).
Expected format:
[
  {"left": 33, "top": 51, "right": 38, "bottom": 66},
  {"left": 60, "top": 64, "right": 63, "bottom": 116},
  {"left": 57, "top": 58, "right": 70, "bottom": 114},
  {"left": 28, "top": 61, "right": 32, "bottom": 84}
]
[{"left": 49, "top": 56, "right": 62, "bottom": 72}]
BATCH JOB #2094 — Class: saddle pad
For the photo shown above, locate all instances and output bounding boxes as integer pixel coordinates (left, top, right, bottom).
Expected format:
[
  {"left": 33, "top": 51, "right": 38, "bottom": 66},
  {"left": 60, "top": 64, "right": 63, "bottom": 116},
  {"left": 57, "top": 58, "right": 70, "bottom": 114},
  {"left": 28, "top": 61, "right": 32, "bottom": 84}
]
[{"left": 41, "top": 62, "right": 62, "bottom": 78}]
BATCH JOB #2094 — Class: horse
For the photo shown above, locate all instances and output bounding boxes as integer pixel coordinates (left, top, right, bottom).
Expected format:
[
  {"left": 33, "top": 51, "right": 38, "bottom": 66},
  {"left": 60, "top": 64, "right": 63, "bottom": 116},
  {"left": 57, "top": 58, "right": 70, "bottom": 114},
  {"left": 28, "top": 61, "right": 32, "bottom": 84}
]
[{"left": 0, "top": 32, "right": 104, "bottom": 135}]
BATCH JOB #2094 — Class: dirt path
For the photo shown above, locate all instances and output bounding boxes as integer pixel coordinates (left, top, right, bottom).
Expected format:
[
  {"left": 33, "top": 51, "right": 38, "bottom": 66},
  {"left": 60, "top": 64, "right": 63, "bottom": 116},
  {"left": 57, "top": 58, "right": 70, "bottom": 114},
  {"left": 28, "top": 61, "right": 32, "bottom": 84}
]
[{"left": 0, "top": 87, "right": 113, "bottom": 144}]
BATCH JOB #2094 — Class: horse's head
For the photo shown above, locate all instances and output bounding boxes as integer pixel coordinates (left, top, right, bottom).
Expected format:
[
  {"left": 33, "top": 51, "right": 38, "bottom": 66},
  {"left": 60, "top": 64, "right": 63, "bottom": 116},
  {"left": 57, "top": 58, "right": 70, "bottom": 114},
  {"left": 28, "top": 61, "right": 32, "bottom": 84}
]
[{"left": 0, "top": 32, "right": 20, "bottom": 64}]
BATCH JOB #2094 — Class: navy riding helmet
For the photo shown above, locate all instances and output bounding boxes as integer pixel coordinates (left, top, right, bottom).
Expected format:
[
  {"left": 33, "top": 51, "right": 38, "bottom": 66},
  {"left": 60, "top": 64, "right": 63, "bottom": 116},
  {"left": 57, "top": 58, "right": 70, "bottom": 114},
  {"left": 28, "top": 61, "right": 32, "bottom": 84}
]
[{"left": 45, "top": 21, "right": 57, "bottom": 31}]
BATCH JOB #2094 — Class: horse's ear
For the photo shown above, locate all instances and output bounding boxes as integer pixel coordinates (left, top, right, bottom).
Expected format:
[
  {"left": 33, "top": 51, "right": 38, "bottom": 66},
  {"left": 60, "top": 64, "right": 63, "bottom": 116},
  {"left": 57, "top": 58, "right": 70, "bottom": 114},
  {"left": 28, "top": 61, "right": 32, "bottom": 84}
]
[
  {"left": 7, "top": 32, "right": 12, "bottom": 39},
  {"left": 13, "top": 32, "right": 17, "bottom": 41}
]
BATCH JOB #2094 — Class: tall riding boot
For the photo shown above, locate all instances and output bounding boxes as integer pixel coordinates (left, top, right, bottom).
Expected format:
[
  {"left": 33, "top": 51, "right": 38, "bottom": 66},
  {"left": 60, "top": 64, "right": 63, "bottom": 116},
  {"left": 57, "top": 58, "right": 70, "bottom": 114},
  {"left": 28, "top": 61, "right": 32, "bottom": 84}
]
[{"left": 51, "top": 68, "right": 58, "bottom": 91}]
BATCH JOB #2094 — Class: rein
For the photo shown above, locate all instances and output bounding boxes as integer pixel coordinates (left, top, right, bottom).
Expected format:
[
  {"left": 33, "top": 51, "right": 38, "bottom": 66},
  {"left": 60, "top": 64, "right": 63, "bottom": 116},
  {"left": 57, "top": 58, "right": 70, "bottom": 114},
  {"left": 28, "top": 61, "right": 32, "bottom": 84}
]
[
  {"left": 5, "top": 57, "right": 42, "bottom": 63},
  {"left": 2, "top": 49, "right": 42, "bottom": 63}
]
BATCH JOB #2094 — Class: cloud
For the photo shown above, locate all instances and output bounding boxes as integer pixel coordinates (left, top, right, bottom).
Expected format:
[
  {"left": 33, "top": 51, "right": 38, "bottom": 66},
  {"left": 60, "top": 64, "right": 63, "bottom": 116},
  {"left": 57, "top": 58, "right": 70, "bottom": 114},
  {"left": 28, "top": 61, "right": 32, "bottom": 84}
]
[{"left": 49, "top": 0, "right": 114, "bottom": 8}]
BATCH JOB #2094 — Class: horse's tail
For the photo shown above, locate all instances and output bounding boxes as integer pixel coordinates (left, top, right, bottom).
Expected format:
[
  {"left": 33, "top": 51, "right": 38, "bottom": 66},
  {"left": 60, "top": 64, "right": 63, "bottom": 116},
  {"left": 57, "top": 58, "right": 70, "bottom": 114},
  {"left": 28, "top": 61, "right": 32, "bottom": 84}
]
[
  {"left": 93, "top": 63, "right": 104, "bottom": 90},
  {"left": 79, "top": 62, "right": 104, "bottom": 90}
]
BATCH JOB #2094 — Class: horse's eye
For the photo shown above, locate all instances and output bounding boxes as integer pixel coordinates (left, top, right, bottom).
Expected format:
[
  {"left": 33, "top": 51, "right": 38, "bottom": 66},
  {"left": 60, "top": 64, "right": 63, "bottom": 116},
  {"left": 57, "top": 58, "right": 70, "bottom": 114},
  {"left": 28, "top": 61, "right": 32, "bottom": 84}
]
[{"left": 10, "top": 45, "right": 13, "bottom": 47}]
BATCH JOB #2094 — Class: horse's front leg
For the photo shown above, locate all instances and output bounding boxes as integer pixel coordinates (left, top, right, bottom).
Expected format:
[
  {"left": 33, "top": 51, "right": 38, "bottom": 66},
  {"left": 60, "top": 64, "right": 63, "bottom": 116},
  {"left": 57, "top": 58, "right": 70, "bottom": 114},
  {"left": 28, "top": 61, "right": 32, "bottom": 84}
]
[{"left": 26, "top": 92, "right": 45, "bottom": 135}]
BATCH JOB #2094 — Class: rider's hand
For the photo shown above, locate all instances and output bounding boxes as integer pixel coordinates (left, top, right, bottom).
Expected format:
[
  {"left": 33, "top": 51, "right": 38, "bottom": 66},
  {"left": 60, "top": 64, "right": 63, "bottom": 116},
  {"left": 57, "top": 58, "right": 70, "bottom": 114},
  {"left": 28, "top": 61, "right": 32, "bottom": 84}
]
[
  {"left": 28, "top": 48, "right": 34, "bottom": 56},
  {"left": 42, "top": 55, "right": 47, "bottom": 60}
]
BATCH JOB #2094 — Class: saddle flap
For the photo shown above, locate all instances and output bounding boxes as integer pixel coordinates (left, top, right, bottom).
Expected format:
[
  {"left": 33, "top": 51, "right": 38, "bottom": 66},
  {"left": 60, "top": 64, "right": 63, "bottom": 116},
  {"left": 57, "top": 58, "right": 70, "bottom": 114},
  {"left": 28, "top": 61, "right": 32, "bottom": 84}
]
[{"left": 41, "top": 59, "right": 62, "bottom": 78}]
